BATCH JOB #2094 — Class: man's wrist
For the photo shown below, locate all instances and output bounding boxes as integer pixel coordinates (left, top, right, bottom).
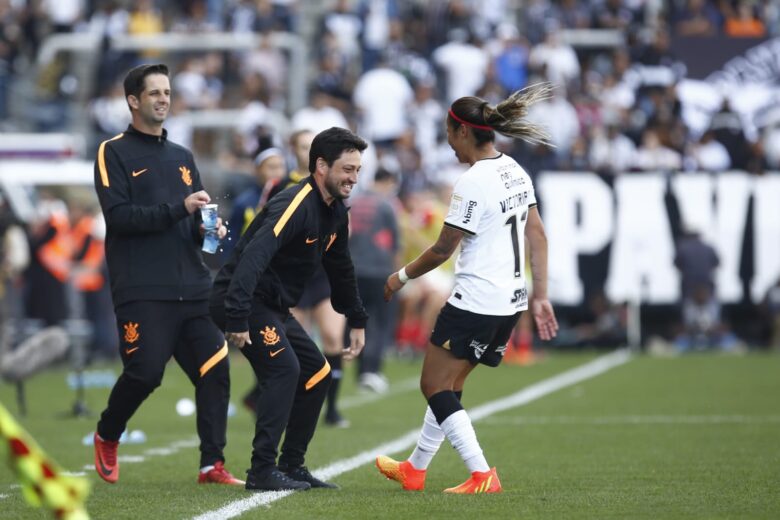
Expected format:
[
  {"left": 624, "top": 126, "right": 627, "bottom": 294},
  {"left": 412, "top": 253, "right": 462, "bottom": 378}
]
[{"left": 398, "top": 266, "right": 410, "bottom": 284}]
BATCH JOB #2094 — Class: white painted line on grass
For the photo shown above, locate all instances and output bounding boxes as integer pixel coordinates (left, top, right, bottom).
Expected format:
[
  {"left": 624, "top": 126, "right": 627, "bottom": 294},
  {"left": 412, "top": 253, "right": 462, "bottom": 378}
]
[
  {"left": 482, "top": 414, "right": 780, "bottom": 425},
  {"left": 339, "top": 377, "right": 419, "bottom": 410},
  {"left": 192, "top": 349, "right": 631, "bottom": 520},
  {"left": 0, "top": 493, "right": 9, "bottom": 500}
]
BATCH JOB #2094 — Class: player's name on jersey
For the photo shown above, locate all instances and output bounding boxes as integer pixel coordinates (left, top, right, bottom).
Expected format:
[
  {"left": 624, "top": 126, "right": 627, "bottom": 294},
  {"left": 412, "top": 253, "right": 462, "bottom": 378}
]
[{"left": 499, "top": 191, "right": 529, "bottom": 213}]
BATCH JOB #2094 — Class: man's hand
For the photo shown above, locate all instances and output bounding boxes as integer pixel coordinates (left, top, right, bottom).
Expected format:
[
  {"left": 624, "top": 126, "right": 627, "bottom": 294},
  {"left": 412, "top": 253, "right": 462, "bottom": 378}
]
[
  {"left": 200, "top": 217, "right": 227, "bottom": 239},
  {"left": 383, "top": 272, "right": 405, "bottom": 302},
  {"left": 185, "top": 190, "right": 210, "bottom": 214},
  {"left": 226, "top": 331, "right": 252, "bottom": 348},
  {"left": 531, "top": 298, "right": 558, "bottom": 341},
  {"left": 342, "top": 328, "right": 365, "bottom": 361}
]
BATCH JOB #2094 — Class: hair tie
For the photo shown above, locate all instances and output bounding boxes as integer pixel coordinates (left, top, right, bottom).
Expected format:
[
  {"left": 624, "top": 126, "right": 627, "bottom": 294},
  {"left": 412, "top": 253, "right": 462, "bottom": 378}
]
[{"left": 448, "top": 108, "right": 493, "bottom": 131}]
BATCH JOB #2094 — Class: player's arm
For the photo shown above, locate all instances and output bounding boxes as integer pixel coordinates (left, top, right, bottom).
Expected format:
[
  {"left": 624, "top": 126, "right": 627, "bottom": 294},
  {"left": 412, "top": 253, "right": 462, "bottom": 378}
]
[
  {"left": 384, "top": 224, "right": 463, "bottom": 302},
  {"left": 322, "top": 219, "right": 369, "bottom": 329},
  {"left": 94, "top": 144, "right": 193, "bottom": 234},
  {"left": 524, "top": 206, "right": 558, "bottom": 340}
]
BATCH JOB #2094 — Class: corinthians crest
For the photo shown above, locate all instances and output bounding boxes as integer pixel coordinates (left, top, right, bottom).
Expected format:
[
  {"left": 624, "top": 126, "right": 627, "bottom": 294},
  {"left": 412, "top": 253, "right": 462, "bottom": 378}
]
[
  {"left": 124, "top": 322, "right": 140, "bottom": 343},
  {"left": 179, "top": 165, "right": 192, "bottom": 186},
  {"left": 261, "top": 326, "right": 280, "bottom": 346}
]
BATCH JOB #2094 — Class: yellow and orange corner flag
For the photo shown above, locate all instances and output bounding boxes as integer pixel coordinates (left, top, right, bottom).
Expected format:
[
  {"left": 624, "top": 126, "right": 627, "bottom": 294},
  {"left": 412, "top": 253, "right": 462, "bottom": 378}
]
[{"left": 0, "top": 401, "right": 90, "bottom": 519}]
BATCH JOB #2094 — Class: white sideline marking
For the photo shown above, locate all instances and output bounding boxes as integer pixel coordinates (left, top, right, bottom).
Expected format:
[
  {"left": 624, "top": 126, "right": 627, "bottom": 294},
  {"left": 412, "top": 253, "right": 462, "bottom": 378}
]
[
  {"left": 0, "top": 493, "right": 8, "bottom": 500},
  {"left": 192, "top": 349, "right": 631, "bottom": 520},
  {"left": 482, "top": 415, "right": 780, "bottom": 425},
  {"left": 339, "top": 377, "right": 419, "bottom": 410}
]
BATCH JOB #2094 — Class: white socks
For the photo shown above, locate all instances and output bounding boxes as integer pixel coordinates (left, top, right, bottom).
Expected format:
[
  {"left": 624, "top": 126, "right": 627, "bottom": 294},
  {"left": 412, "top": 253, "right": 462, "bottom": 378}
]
[
  {"left": 408, "top": 407, "right": 446, "bottom": 470},
  {"left": 439, "top": 410, "right": 489, "bottom": 473}
]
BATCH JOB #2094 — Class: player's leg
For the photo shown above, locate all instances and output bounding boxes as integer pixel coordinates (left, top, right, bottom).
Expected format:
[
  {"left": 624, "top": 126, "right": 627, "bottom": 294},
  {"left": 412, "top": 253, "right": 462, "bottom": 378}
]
[
  {"left": 277, "top": 315, "right": 338, "bottom": 488},
  {"left": 357, "top": 276, "right": 390, "bottom": 393},
  {"left": 437, "top": 311, "right": 520, "bottom": 494},
  {"left": 174, "top": 301, "right": 241, "bottom": 485},
  {"left": 406, "top": 362, "right": 473, "bottom": 472},
  {"left": 95, "top": 300, "right": 177, "bottom": 483}
]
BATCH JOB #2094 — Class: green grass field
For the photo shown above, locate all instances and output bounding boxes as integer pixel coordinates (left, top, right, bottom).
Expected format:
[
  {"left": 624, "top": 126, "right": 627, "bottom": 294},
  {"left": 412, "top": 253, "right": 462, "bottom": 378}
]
[{"left": 1, "top": 350, "right": 779, "bottom": 519}]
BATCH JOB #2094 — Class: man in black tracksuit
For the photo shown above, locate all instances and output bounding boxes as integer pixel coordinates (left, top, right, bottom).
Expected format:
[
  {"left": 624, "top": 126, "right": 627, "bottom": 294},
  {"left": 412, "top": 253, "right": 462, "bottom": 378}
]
[
  {"left": 210, "top": 127, "right": 369, "bottom": 491},
  {"left": 92, "top": 63, "right": 242, "bottom": 486}
]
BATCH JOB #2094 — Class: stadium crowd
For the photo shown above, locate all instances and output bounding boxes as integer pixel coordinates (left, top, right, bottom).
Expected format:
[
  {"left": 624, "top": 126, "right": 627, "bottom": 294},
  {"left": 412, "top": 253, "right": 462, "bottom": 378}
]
[{"left": 1, "top": 0, "right": 779, "bottom": 377}]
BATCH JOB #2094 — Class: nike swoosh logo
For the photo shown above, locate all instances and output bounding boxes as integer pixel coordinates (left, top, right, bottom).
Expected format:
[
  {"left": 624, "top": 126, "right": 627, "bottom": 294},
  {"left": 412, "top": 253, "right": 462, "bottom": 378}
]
[
  {"left": 125, "top": 347, "right": 139, "bottom": 355},
  {"left": 132, "top": 168, "right": 148, "bottom": 177},
  {"left": 305, "top": 238, "right": 318, "bottom": 244},
  {"left": 97, "top": 450, "right": 113, "bottom": 477},
  {"left": 269, "top": 347, "right": 286, "bottom": 357}
]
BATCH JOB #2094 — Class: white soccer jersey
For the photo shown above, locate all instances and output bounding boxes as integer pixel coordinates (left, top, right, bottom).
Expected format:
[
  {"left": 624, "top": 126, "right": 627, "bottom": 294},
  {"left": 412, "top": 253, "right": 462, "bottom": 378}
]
[{"left": 444, "top": 153, "right": 537, "bottom": 315}]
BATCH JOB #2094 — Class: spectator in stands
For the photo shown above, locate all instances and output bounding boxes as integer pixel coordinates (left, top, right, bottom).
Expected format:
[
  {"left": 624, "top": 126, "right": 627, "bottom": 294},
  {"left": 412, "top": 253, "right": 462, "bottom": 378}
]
[
  {"left": 590, "top": 122, "right": 637, "bottom": 175},
  {"left": 432, "top": 29, "right": 489, "bottom": 103},
  {"left": 674, "top": 0, "right": 722, "bottom": 36},
  {"left": 224, "top": 135, "right": 287, "bottom": 258},
  {"left": 725, "top": 0, "right": 766, "bottom": 37},
  {"left": 353, "top": 55, "right": 413, "bottom": 149},
  {"left": 90, "top": 81, "right": 131, "bottom": 149},
  {"left": 291, "top": 86, "right": 349, "bottom": 134},
  {"left": 358, "top": 0, "right": 400, "bottom": 71},
  {"left": 127, "top": 0, "right": 164, "bottom": 58},
  {"left": 592, "top": 0, "right": 636, "bottom": 30},
  {"left": 410, "top": 78, "right": 445, "bottom": 173},
  {"left": 555, "top": 0, "right": 591, "bottom": 30},
  {"left": 709, "top": 99, "right": 752, "bottom": 170},
  {"left": 528, "top": 21, "right": 580, "bottom": 89},
  {"left": 320, "top": 0, "right": 362, "bottom": 65},
  {"left": 491, "top": 23, "right": 530, "bottom": 94},
  {"left": 171, "top": 0, "right": 219, "bottom": 33},
  {"left": 635, "top": 128, "right": 682, "bottom": 171},
  {"left": 526, "top": 87, "right": 580, "bottom": 163},
  {"left": 689, "top": 129, "right": 731, "bottom": 172},
  {"left": 42, "top": 0, "right": 84, "bottom": 33}
]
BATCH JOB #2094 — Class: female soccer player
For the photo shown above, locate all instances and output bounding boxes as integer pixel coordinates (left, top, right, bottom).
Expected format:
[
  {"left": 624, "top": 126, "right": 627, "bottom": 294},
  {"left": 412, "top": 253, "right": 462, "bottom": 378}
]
[{"left": 376, "top": 84, "right": 559, "bottom": 493}]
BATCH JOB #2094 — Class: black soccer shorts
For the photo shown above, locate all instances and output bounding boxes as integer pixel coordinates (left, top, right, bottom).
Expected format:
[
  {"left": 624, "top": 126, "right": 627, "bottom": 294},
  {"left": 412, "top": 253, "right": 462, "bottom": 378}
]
[{"left": 430, "top": 303, "right": 522, "bottom": 367}]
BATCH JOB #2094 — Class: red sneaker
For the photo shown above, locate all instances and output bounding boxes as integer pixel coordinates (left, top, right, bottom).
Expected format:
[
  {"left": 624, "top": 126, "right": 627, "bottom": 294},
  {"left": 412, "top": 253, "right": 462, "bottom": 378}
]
[
  {"left": 375, "top": 455, "right": 426, "bottom": 491},
  {"left": 443, "top": 467, "right": 502, "bottom": 494},
  {"left": 94, "top": 432, "right": 119, "bottom": 484},
  {"left": 198, "top": 461, "right": 245, "bottom": 486}
]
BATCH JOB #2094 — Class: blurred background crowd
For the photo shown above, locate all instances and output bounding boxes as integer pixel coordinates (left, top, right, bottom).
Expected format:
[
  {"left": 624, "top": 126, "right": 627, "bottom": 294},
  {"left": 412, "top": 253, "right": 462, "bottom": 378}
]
[{"left": 0, "top": 0, "right": 779, "bottom": 384}]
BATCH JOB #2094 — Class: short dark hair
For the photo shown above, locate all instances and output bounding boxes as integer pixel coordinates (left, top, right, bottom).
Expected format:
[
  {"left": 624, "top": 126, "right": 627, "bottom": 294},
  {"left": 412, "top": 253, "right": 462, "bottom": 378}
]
[
  {"left": 308, "top": 127, "right": 368, "bottom": 174},
  {"left": 123, "top": 63, "right": 169, "bottom": 102}
]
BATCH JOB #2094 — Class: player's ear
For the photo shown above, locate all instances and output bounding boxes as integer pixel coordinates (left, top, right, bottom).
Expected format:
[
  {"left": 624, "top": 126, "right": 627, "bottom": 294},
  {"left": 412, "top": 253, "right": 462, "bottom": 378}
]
[
  {"left": 316, "top": 157, "right": 327, "bottom": 174},
  {"left": 127, "top": 95, "right": 139, "bottom": 110}
]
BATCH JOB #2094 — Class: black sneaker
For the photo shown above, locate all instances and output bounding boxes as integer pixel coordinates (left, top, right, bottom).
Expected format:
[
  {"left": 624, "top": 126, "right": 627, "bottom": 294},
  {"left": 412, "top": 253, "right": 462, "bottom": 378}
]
[
  {"left": 279, "top": 465, "right": 339, "bottom": 489},
  {"left": 245, "top": 468, "right": 311, "bottom": 491}
]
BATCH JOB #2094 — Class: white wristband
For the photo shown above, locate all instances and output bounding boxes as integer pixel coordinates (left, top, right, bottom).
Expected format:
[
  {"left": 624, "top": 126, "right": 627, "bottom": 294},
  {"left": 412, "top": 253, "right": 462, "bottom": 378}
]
[{"left": 398, "top": 266, "right": 410, "bottom": 284}]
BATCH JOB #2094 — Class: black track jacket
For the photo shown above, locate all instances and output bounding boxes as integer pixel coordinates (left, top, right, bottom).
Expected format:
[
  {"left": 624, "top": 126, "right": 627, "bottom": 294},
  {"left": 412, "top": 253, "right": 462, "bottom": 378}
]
[
  {"left": 212, "top": 175, "right": 368, "bottom": 333},
  {"left": 94, "top": 125, "right": 211, "bottom": 307}
]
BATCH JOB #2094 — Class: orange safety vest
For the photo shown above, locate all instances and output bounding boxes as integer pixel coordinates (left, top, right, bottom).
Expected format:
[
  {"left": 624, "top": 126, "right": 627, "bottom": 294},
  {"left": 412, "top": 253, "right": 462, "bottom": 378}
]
[
  {"left": 70, "top": 216, "right": 105, "bottom": 292},
  {"left": 36, "top": 212, "right": 73, "bottom": 283}
]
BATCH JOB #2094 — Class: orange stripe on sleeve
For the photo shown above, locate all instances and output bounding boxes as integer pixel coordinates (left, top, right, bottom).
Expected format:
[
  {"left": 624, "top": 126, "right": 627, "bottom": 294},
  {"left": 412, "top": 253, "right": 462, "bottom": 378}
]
[
  {"left": 199, "top": 342, "right": 228, "bottom": 377},
  {"left": 97, "top": 133, "right": 124, "bottom": 187},
  {"left": 273, "top": 183, "right": 312, "bottom": 237},
  {"left": 304, "top": 360, "right": 331, "bottom": 390}
]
